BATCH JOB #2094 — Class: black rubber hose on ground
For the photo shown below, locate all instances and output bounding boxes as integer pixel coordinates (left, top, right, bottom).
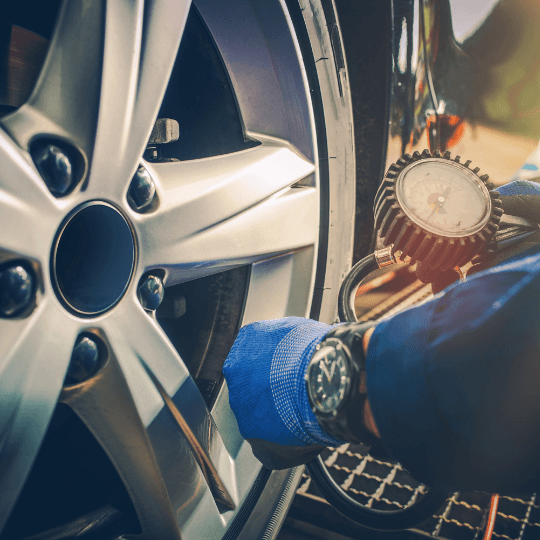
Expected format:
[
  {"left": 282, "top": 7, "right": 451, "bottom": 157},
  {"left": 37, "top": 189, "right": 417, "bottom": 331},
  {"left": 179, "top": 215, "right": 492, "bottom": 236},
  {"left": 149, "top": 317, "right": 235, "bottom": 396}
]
[{"left": 307, "top": 456, "right": 449, "bottom": 531}]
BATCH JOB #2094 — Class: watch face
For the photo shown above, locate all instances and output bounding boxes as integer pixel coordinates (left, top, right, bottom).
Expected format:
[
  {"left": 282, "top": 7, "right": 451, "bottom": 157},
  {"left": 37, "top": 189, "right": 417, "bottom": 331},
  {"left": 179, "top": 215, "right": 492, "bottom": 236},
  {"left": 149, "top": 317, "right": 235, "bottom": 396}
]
[
  {"left": 307, "top": 342, "right": 351, "bottom": 414},
  {"left": 395, "top": 158, "right": 491, "bottom": 237}
]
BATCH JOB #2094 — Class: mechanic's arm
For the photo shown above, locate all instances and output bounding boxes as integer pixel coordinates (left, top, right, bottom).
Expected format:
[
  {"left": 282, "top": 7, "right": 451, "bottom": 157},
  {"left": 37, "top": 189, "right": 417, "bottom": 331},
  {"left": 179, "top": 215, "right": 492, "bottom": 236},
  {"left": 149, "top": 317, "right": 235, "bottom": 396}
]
[
  {"left": 365, "top": 252, "right": 540, "bottom": 493},
  {"left": 224, "top": 252, "right": 540, "bottom": 493}
]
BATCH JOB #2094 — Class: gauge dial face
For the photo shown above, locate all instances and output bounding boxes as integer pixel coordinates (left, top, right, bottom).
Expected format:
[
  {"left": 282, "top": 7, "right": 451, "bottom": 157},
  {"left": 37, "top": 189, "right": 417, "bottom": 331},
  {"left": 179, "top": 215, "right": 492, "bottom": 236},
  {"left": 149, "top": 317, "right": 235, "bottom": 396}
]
[
  {"left": 307, "top": 343, "right": 351, "bottom": 414},
  {"left": 395, "top": 159, "right": 491, "bottom": 237}
]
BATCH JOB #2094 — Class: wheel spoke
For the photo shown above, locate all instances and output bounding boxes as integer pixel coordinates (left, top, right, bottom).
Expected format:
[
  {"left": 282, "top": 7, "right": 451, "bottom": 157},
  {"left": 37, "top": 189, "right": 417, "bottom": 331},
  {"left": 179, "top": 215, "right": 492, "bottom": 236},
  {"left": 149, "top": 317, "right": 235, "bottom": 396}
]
[
  {"left": 0, "top": 299, "right": 80, "bottom": 533},
  {"left": 136, "top": 138, "right": 317, "bottom": 285},
  {"left": 99, "top": 296, "right": 190, "bottom": 427},
  {"left": 90, "top": 297, "right": 236, "bottom": 524},
  {"left": 59, "top": 331, "right": 182, "bottom": 540},
  {"left": 0, "top": 129, "right": 59, "bottom": 259},
  {"left": 1, "top": 0, "right": 191, "bottom": 200}
]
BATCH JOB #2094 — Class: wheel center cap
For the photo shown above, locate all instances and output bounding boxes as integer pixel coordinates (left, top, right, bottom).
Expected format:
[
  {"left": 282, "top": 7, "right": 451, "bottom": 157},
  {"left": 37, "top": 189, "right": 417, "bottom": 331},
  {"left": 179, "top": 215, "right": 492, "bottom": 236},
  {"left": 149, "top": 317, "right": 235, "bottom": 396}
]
[{"left": 53, "top": 202, "right": 135, "bottom": 316}]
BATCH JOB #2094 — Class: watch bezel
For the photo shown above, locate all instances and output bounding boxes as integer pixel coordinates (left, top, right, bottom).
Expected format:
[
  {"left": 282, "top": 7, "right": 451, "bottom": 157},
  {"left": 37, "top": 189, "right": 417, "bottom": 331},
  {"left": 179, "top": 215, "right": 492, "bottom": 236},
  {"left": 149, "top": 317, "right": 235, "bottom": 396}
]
[{"left": 306, "top": 337, "right": 356, "bottom": 418}]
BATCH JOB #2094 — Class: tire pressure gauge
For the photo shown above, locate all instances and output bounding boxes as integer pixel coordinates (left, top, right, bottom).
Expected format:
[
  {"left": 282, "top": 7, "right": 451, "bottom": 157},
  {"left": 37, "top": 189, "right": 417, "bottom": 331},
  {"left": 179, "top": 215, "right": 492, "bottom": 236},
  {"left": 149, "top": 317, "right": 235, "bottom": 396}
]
[{"left": 374, "top": 149, "right": 503, "bottom": 272}]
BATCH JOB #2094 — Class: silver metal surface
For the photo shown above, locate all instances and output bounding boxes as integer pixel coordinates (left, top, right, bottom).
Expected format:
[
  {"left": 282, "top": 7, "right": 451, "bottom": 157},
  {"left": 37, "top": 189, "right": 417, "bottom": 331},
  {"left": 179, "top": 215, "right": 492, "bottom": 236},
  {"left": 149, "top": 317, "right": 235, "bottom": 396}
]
[
  {"left": 196, "top": 0, "right": 356, "bottom": 324},
  {"left": 0, "top": 298, "right": 80, "bottom": 531},
  {"left": 60, "top": 340, "right": 182, "bottom": 540},
  {"left": 128, "top": 166, "right": 157, "bottom": 212},
  {"left": 0, "top": 265, "right": 34, "bottom": 316},
  {"left": 136, "top": 136, "right": 318, "bottom": 287},
  {"left": 144, "top": 366, "right": 236, "bottom": 510},
  {"left": 32, "top": 144, "right": 74, "bottom": 196},
  {"left": 137, "top": 275, "right": 165, "bottom": 311}
]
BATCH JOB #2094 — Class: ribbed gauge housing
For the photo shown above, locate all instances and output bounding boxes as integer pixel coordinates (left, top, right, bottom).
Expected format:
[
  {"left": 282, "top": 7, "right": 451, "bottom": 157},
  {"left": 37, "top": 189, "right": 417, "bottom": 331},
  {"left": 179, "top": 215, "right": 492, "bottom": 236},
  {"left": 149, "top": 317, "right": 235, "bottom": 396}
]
[{"left": 374, "top": 149, "right": 503, "bottom": 272}]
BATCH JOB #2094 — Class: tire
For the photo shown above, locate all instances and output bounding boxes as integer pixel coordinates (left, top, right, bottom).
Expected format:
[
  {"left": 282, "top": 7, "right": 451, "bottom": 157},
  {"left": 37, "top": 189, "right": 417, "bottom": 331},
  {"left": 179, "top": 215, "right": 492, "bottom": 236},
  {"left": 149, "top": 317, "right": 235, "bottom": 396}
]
[
  {"left": 290, "top": 0, "right": 358, "bottom": 325},
  {"left": 0, "top": 1, "right": 355, "bottom": 539}
]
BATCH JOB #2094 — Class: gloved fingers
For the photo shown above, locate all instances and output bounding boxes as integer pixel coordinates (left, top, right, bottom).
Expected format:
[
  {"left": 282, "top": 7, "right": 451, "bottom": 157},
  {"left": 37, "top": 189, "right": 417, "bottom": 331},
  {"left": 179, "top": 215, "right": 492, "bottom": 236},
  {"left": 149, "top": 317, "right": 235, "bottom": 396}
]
[
  {"left": 223, "top": 317, "right": 335, "bottom": 449},
  {"left": 497, "top": 180, "right": 540, "bottom": 223},
  {"left": 415, "top": 181, "right": 540, "bottom": 287},
  {"left": 415, "top": 262, "right": 461, "bottom": 291},
  {"left": 500, "top": 194, "right": 540, "bottom": 222},
  {"left": 247, "top": 439, "right": 325, "bottom": 470}
]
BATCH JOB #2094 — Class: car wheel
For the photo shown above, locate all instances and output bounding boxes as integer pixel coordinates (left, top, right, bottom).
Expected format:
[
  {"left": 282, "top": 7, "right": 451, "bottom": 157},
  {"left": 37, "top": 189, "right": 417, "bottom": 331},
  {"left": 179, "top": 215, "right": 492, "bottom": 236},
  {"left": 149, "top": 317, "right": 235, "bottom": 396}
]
[{"left": 0, "top": 0, "right": 355, "bottom": 538}]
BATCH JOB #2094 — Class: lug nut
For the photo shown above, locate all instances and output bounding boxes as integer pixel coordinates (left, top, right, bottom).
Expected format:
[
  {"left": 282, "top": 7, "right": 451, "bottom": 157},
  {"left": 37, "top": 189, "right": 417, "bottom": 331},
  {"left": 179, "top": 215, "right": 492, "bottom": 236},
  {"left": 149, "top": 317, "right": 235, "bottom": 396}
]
[
  {"left": 137, "top": 275, "right": 164, "bottom": 311},
  {"left": 65, "top": 335, "right": 101, "bottom": 386},
  {"left": 32, "top": 144, "right": 73, "bottom": 196},
  {"left": 128, "top": 165, "right": 156, "bottom": 211},
  {"left": 0, "top": 265, "right": 34, "bottom": 317}
]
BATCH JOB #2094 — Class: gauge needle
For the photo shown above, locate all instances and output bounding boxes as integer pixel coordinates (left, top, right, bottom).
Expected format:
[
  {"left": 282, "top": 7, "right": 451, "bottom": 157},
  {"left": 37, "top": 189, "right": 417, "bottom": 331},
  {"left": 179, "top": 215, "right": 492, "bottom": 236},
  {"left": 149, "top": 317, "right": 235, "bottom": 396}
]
[
  {"left": 427, "top": 186, "right": 452, "bottom": 221},
  {"left": 426, "top": 201, "right": 442, "bottom": 222},
  {"left": 329, "top": 362, "right": 336, "bottom": 380},
  {"left": 440, "top": 185, "right": 452, "bottom": 204},
  {"left": 320, "top": 361, "right": 332, "bottom": 382}
]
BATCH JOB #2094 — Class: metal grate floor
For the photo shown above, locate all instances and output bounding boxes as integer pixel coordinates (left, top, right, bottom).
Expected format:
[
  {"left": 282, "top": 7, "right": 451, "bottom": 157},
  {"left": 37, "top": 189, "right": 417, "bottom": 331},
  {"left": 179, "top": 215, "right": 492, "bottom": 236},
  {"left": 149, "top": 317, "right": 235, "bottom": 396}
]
[{"left": 296, "top": 444, "right": 540, "bottom": 540}]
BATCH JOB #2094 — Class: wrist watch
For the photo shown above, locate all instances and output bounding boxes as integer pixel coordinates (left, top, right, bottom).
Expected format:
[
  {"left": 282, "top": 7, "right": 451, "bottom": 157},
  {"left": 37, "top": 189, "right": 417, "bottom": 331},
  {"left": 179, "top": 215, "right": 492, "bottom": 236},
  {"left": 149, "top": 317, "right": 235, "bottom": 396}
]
[{"left": 305, "top": 322, "right": 380, "bottom": 447}]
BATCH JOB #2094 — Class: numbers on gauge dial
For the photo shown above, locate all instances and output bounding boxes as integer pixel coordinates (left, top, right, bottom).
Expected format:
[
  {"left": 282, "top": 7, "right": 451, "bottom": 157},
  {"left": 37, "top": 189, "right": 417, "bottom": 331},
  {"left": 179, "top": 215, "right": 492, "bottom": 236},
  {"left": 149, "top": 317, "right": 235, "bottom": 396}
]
[
  {"left": 308, "top": 345, "right": 350, "bottom": 414},
  {"left": 398, "top": 160, "right": 489, "bottom": 235}
]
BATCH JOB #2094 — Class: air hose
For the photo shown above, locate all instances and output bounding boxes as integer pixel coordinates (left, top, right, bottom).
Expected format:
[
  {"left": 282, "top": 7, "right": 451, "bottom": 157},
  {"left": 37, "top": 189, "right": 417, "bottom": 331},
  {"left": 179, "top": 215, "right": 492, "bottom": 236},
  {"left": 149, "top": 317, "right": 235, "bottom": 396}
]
[{"left": 337, "top": 253, "right": 379, "bottom": 323}]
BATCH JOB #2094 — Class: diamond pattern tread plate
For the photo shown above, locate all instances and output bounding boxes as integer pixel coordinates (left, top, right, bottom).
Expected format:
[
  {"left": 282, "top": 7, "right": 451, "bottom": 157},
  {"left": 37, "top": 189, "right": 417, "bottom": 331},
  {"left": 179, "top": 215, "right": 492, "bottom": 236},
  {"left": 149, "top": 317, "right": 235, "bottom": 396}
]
[{"left": 295, "top": 444, "right": 539, "bottom": 540}]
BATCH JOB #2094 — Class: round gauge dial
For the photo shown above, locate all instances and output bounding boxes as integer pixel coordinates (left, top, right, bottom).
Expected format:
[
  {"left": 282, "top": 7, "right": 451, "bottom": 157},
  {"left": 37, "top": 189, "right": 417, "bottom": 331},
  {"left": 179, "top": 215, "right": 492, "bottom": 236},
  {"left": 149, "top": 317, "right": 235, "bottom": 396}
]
[
  {"left": 307, "top": 343, "right": 351, "bottom": 414},
  {"left": 396, "top": 159, "right": 491, "bottom": 237},
  {"left": 374, "top": 150, "right": 502, "bottom": 272}
]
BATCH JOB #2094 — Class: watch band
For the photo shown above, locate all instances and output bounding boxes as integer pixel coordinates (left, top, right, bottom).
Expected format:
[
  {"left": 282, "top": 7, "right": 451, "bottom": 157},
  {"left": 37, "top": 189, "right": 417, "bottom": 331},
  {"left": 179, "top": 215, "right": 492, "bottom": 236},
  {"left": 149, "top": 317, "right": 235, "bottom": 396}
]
[{"left": 312, "top": 321, "right": 381, "bottom": 448}]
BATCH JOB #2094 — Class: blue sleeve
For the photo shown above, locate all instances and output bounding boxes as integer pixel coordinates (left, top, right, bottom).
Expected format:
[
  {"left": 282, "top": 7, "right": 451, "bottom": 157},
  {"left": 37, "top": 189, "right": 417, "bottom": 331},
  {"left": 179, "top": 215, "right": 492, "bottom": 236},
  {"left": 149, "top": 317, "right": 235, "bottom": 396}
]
[{"left": 366, "top": 252, "right": 540, "bottom": 492}]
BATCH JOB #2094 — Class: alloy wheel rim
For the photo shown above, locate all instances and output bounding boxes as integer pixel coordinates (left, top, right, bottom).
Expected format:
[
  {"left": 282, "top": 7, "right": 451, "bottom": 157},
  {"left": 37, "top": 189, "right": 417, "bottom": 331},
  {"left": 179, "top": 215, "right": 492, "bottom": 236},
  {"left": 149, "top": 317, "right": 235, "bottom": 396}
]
[{"left": 0, "top": 1, "right": 325, "bottom": 538}]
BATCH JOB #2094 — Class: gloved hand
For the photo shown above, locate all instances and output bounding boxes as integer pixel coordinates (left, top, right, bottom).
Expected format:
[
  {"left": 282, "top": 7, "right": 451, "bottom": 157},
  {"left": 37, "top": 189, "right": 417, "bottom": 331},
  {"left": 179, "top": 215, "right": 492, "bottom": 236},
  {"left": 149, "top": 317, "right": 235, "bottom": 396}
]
[
  {"left": 419, "top": 180, "right": 540, "bottom": 290},
  {"left": 469, "top": 180, "right": 540, "bottom": 273},
  {"left": 498, "top": 179, "right": 540, "bottom": 221},
  {"left": 223, "top": 317, "right": 345, "bottom": 469}
]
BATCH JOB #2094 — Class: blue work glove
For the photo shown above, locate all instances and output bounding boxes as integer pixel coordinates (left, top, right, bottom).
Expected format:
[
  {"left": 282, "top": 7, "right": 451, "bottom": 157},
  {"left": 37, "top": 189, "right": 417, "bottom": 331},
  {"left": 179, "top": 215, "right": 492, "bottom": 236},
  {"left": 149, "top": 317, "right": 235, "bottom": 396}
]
[
  {"left": 223, "top": 317, "right": 345, "bottom": 469},
  {"left": 498, "top": 179, "right": 540, "bottom": 221},
  {"left": 419, "top": 180, "right": 540, "bottom": 289},
  {"left": 470, "top": 180, "right": 540, "bottom": 271}
]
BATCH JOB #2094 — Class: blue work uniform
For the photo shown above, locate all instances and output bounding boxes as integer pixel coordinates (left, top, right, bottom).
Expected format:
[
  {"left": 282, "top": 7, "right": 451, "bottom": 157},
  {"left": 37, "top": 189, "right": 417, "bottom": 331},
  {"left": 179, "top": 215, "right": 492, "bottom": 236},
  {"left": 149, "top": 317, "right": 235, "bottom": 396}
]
[{"left": 367, "top": 246, "right": 540, "bottom": 493}]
